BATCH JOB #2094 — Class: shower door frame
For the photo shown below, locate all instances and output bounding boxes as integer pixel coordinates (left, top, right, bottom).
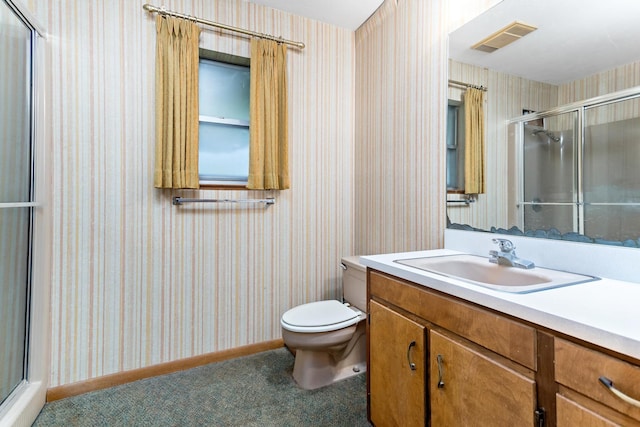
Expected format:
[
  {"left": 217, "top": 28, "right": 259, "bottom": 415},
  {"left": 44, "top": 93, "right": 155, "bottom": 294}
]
[
  {"left": 0, "top": 0, "right": 50, "bottom": 425},
  {"left": 510, "top": 85, "right": 640, "bottom": 238}
]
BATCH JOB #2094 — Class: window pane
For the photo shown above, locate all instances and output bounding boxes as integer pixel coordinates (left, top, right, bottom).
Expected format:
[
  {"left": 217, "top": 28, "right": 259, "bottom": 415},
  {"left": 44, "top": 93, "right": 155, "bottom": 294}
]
[
  {"left": 199, "top": 122, "right": 249, "bottom": 181},
  {"left": 446, "top": 102, "right": 464, "bottom": 190},
  {"left": 446, "top": 105, "right": 457, "bottom": 189},
  {"left": 199, "top": 60, "right": 250, "bottom": 121}
]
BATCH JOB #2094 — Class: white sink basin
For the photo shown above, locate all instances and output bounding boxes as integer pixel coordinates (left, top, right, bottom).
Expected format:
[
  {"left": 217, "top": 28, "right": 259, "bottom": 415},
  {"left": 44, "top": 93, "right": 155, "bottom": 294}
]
[{"left": 395, "top": 254, "right": 598, "bottom": 293}]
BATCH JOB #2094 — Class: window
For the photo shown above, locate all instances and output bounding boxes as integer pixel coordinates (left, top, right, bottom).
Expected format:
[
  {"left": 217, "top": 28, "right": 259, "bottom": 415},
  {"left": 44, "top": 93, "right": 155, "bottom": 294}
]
[
  {"left": 198, "top": 50, "right": 250, "bottom": 186},
  {"left": 446, "top": 99, "right": 465, "bottom": 191}
]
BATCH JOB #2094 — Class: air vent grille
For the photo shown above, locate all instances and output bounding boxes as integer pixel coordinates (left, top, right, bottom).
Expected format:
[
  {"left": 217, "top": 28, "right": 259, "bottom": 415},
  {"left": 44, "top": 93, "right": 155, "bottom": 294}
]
[{"left": 472, "top": 21, "right": 537, "bottom": 53}]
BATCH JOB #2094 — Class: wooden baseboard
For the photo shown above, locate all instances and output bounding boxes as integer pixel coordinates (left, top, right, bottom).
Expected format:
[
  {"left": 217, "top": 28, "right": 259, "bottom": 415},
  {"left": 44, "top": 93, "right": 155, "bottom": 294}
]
[{"left": 46, "top": 339, "right": 284, "bottom": 402}]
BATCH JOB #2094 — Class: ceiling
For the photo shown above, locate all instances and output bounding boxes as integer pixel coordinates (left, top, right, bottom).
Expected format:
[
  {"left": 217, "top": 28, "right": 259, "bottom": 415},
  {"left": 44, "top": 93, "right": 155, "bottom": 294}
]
[
  {"left": 244, "top": 0, "right": 640, "bottom": 85},
  {"left": 449, "top": 0, "right": 640, "bottom": 85},
  {"left": 245, "top": 0, "right": 384, "bottom": 31}
]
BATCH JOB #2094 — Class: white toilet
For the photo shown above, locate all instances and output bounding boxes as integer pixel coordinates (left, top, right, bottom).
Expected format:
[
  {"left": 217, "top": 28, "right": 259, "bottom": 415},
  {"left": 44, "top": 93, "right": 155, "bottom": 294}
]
[{"left": 280, "top": 256, "right": 367, "bottom": 390}]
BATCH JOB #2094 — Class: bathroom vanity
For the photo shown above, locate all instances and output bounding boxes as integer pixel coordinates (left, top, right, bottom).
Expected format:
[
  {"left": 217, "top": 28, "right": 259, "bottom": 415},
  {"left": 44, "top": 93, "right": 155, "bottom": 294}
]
[{"left": 362, "top": 249, "right": 640, "bottom": 427}]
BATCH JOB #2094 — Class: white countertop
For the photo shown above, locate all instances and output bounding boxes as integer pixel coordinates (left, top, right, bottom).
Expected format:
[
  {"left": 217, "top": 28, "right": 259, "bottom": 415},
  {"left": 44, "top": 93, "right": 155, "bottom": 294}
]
[{"left": 361, "top": 249, "right": 640, "bottom": 360}]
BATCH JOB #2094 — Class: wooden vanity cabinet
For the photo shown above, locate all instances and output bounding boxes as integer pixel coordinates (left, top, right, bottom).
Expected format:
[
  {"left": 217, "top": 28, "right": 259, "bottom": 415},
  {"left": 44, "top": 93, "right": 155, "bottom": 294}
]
[
  {"left": 367, "top": 268, "right": 640, "bottom": 427},
  {"left": 368, "top": 270, "right": 539, "bottom": 427}
]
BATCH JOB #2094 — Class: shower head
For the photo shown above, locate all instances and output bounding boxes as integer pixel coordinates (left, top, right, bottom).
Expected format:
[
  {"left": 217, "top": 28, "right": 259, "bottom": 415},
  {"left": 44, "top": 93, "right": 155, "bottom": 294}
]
[{"left": 532, "top": 129, "right": 561, "bottom": 142}]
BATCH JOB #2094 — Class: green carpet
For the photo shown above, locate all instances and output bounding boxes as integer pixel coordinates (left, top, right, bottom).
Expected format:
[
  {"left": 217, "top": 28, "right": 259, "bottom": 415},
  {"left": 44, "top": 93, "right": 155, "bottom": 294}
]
[{"left": 33, "top": 348, "right": 371, "bottom": 426}]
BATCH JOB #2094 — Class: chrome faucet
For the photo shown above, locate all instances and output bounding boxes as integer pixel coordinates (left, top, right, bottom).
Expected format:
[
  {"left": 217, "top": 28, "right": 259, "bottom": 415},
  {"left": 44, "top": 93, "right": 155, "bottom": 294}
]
[{"left": 489, "top": 238, "right": 535, "bottom": 269}]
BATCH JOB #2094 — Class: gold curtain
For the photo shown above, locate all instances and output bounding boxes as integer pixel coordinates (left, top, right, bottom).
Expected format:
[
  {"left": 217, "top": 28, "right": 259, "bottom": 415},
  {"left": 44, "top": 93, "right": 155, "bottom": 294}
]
[
  {"left": 247, "top": 38, "right": 290, "bottom": 190},
  {"left": 153, "top": 16, "right": 201, "bottom": 189},
  {"left": 464, "top": 88, "right": 485, "bottom": 194}
]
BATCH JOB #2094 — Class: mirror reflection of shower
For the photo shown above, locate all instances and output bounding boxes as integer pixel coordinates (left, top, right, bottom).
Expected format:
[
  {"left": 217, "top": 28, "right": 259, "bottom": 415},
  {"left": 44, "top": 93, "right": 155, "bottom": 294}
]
[
  {"left": 511, "top": 92, "right": 640, "bottom": 245},
  {"left": 522, "top": 116, "right": 577, "bottom": 235},
  {"left": 531, "top": 128, "right": 562, "bottom": 143}
]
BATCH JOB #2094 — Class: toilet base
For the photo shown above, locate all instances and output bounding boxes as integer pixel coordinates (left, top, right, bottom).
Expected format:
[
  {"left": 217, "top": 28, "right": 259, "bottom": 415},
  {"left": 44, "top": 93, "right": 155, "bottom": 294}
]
[{"left": 291, "top": 332, "right": 366, "bottom": 390}]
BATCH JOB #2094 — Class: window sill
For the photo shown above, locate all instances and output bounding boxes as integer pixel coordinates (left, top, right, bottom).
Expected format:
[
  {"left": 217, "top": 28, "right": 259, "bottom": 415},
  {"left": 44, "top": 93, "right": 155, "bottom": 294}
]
[{"left": 199, "top": 183, "right": 248, "bottom": 190}]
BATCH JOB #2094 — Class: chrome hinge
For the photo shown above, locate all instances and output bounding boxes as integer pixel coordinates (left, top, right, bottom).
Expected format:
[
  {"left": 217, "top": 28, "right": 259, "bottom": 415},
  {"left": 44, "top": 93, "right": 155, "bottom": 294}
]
[{"left": 535, "top": 408, "right": 546, "bottom": 427}]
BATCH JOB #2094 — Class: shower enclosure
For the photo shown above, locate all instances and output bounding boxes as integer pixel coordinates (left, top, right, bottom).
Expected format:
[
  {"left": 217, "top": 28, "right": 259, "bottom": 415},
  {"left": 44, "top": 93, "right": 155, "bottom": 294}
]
[
  {"left": 509, "top": 87, "right": 640, "bottom": 245},
  {"left": 0, "top": 0, "right": 35, "bottom": 410}
]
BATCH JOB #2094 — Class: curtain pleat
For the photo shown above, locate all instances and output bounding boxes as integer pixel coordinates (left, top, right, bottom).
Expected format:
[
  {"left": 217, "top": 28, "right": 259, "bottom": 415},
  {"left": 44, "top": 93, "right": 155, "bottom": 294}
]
[
  {"left": 153, "top": 16, "right": 201, "bottom": 189},
  {"left": 247, "top": 38, "right": 290, "bottom": 190},
  {"left": 464, "top": 88, "right": 485, "bottom": 194}
]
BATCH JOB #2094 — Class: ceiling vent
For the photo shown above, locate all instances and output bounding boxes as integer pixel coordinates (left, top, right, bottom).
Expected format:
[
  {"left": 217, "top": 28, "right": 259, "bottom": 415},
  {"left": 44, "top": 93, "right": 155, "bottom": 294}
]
[{"left": 472, "top": 21, "right": 537, "bottom": 53}]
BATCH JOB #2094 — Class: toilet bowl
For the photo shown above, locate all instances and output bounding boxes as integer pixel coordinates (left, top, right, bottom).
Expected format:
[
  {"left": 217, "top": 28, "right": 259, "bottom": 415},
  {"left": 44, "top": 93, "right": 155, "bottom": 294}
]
[{"left": 281, "top": 256, "right": 367, "bottom": 390}]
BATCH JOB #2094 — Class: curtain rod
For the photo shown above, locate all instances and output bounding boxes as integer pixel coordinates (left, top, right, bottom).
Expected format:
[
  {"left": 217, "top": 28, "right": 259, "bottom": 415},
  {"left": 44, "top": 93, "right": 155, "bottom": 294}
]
[
  {"left": 448, "top": 79, "right": 487, "bottom": 92},
  {"left": 142, "top": 4, "right": 305, "bottom": 49}
]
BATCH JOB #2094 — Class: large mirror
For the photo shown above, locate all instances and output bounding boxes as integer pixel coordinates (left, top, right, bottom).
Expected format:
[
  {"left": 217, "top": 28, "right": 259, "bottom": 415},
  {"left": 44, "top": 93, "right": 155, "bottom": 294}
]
[{"left": 446, "top": 0, "right": 640, "bottom": 247}]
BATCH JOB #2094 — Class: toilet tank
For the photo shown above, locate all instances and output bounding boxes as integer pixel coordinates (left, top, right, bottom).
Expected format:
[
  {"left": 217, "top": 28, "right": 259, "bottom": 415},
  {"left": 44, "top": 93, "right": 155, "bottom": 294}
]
[{"left": 341, "top": 256, "right": 367, "bottom": 312}]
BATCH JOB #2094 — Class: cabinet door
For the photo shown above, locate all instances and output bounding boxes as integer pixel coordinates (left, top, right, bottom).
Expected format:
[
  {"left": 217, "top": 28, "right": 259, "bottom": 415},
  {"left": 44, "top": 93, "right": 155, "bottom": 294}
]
[
  {"left": 430, "top": 330, "right": 536, "bottom": 427},
  {"left": 369, "top": 300, "right": 426, "bottom": 427}
]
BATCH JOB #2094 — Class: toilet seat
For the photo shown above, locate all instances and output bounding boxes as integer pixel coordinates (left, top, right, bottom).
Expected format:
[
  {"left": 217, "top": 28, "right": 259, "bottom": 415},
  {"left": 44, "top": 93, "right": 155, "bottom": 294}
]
[{"left": 281, "top": 300, "right": 363, "bottom": 333}]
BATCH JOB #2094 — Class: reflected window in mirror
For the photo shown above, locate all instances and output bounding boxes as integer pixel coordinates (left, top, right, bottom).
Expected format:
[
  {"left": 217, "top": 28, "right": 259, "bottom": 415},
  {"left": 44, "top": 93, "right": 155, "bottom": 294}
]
[{"left": 446, "top": 100, "right": 465, "bottom": 192}]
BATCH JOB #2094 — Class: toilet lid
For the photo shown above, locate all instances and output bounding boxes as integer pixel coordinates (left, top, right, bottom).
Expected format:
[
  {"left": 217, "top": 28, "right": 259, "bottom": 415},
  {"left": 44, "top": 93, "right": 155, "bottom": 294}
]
[{"left": 281, "top": 300, "right": 362, "bottom": 333}]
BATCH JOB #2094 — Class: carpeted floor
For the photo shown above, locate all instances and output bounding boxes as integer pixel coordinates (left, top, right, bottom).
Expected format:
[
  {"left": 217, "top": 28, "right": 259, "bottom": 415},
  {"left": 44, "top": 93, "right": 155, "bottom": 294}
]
[{"left": 32, "top": 347, "right": 371, "bottom": 426}]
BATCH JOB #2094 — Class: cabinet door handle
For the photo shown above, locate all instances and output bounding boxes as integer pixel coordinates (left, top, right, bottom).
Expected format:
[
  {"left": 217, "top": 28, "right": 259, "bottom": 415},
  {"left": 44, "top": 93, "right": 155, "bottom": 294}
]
[
  {"left": 407, "top": 341, "right": 417, "bottom": 370},
  {"left": 436, "top": 354, "right": 445, "bottom": 388},
  {"left": 599, "top": 376, "right": 640, "bottom": 408}
]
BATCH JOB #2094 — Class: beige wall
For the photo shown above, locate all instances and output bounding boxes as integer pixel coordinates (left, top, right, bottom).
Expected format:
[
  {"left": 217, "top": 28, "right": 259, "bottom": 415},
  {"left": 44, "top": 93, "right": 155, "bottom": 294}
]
[
  {"left": 559, "top": 60, "right": 640, "bottom": 105},
  {"left": 22, "top": 0, "right": 509, "bottom": 388},
  {"left": 560, "top": 60, "right": 640, "bottom": 128},
  {"left": 353, "top": 0, "right": 500, "bottom": 255},
  {"left": 28, "top": 0, "right": 355, "bottom": 387}
]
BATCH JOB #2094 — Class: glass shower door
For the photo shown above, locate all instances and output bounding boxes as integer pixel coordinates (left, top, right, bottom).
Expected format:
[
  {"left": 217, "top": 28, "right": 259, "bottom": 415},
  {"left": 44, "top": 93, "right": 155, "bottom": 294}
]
[
  {"left": 521, "top": 111, "right": 578, "bottom": 235},
  {"left": 0, "top": 0, "right": 34, "bottom": 407},
  {"left": 583, "top": 96, "right": 640, "bottom": 243}
]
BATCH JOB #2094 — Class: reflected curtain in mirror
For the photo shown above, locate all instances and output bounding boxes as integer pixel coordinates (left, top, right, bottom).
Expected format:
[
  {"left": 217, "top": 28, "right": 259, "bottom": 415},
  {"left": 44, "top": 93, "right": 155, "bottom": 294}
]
[
  {"left": 464, "top": 88, "right": 485, "bottom": 194},
  {"left": 153, "top": 16, "right": 201, "bottom": 189},
  {"left": 247, "top": 38, "right": 290, "bottom": 190}
]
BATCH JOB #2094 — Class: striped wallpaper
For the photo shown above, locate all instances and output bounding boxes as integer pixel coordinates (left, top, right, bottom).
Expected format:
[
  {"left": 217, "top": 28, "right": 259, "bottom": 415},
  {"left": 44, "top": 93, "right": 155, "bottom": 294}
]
[
  {"left": 560, "top": 60, "right": 640, "bottom": 129},
  {"left": 26, "top": 0, "right": 356, "bottom": 387},
  {"left": 353, "top": 0, "right": 500, "bottom": 255},
  {"left": 559, "top": 60, "right": 640, "bottom": 105},
  {"left": 26, "top": 0, "right": 638, "bottom": 390},
  {"left": 20, "top": 0, "right": 513, "bottom": 388}
]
